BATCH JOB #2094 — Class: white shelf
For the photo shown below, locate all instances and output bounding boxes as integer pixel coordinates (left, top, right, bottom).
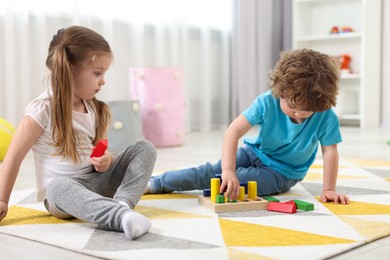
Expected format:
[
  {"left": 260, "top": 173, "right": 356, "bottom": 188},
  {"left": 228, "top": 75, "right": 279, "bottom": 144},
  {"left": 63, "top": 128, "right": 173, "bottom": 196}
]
[
  {"left": 296, "top": 32, "right": 361, "bottom": 43},
  {"left": 295, "top": 0, "right": 361, "bottom": 5},
  {"left": 293, "top": 0, "right": 381, "bottom": 127},
  {"left": 341, "top": 73, "right": 360, "bottom": 80},
  {"left": 339, "top": 114, "right": 361, "bottom": 121}
]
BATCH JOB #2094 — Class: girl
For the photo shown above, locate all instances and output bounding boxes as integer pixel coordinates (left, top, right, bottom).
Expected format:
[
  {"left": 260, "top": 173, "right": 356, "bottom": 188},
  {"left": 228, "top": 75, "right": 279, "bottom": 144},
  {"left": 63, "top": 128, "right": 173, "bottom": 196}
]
[{"left": 0, "top": 25, "right": 157, "bottom": 240}]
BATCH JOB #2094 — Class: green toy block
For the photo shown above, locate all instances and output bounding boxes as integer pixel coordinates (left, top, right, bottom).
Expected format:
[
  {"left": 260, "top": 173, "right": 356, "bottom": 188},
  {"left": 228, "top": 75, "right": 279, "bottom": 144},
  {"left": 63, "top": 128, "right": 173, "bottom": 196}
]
[
  {"left": 263, "top": 196, "right": 280, "bottom": 202},
  {"left": 216, "top": 195, "right": 225, "bottom": 203},
  {"left": 294, "top": 200, "right": 314, "bottom": 211}
]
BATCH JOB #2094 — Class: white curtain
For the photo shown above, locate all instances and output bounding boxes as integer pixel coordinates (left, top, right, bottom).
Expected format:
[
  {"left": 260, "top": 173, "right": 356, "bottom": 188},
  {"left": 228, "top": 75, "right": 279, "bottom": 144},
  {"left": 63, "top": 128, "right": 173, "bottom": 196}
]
[
  {"left": 0, "top": 0, "right": 231, "bottom": 131},
  {"left": 230, "top": 0, "right": 292, "bottom": 118}
]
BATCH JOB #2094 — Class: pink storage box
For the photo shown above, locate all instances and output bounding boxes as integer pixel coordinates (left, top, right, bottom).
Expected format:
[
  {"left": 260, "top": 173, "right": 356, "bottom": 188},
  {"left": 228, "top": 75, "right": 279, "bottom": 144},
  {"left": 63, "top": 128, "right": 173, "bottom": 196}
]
[{"left": 129, "top": 67, "right": 185, "bottom": 147}]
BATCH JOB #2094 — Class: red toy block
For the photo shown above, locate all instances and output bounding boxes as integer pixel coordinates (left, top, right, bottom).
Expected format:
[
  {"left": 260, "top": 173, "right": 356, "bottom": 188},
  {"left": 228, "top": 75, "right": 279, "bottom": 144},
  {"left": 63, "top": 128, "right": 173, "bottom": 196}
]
[
  {"left": 90, "top": 139, "right": 108, "bottom": 158},
  {"left": 285, "top": 200, "right": 296, "bottom": 205},
  {"left": 268, "top": 201, "right": 297, "bottom": 214}
]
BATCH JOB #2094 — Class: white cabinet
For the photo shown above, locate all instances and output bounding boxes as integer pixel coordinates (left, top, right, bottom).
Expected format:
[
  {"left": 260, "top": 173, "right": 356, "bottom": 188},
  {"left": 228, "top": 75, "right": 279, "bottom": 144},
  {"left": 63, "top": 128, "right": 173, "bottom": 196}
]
[{"left": 292, "top": 0, "right": 382, "bottom": 127}]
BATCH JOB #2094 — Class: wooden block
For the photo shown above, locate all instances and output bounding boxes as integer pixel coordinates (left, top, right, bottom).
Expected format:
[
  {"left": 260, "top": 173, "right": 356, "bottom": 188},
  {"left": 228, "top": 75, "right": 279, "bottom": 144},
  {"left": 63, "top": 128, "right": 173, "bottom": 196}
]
[
  {"left": 247, "top": 181, "right": 257, "bottom": 199},
  {"left": 198, "top": 195, "right": 269, "bottom": 213},
  {"left": 210, "top": 178, "right": 220, "bottom": 203},
  {"left": 263, "top": 196, "right": 280, "bottom": 202},
  {"left": 216, "top": 195, "right": 225, "bottom": 203},
  {"left": 240, "top": 183, "right": 248, "bottom": 194},
  {"left": 268, "top": 201, "right": 297, "bottom": 214},
  {"left": 90, "top": 139, "right": 108, "bottom": 158},
  {"left": 238, "top": 187, "right": 245, "bottom": 200},
  {"left": 294, "top": 200, "right": 314, "bottom": 211}
]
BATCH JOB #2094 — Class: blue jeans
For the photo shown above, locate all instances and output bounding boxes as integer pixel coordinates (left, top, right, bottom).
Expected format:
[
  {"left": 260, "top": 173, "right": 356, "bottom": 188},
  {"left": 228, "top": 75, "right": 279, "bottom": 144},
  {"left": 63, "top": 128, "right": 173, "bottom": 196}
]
[{"left": 149, "top": 145, "right": 301, "bottom": 196}]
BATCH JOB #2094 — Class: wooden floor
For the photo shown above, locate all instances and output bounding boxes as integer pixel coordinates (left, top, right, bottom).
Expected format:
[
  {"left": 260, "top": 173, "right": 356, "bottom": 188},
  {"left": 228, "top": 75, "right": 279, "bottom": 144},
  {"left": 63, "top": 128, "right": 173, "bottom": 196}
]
[{"left": 1, "top": 127, "right": 390, "bottom": 259}]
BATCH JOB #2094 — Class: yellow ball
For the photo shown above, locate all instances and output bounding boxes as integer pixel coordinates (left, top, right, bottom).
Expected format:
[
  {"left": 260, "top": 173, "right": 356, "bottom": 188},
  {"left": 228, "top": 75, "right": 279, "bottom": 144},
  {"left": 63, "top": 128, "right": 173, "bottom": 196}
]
[{"left": 0, "top": 118, "right": 16, "bottom": 161}]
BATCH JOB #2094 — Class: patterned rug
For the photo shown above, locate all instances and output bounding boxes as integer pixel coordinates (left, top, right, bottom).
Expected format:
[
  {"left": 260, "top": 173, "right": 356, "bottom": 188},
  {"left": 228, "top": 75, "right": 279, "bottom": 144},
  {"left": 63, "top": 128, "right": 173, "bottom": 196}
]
[{"left": 1, "top": 159, "right": 390, "bottom": 260}]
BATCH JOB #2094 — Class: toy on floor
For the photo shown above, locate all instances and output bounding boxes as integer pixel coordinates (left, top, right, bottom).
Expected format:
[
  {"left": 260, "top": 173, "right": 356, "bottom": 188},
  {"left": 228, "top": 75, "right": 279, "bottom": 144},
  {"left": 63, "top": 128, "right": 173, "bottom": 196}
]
[
  {"left": 294, "top": 199, "right": 315, "bottom": 211},
  {"left": 263, "top": 196, "right": 280, "bottom": 202},
  {"left": 268, "top": 201, "right": 297, "bottom": 214},
  {"left": 198, "top": 178, "right": 269, "bottom": 213},
  {"left": 90, "top": 139, "right": 108, "bottom": 158},
  {"left": 0, "top": 118, "right": 16, "bottom": 161},
  {"left": 267, "top": 199, "right": 314, "bottom": 214}
]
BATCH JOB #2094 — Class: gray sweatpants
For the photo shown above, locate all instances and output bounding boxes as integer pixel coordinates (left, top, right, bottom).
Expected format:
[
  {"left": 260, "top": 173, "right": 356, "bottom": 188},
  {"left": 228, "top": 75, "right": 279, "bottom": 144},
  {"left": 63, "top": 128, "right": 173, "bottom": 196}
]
[{"left": 44, "top": 139, "right": 156, "bottom": 231}]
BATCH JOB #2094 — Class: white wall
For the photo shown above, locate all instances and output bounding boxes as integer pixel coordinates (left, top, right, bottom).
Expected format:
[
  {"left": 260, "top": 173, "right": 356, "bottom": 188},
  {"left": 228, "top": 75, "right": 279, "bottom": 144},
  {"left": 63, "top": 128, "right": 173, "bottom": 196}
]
[{"left": 382, "top": 0, "right": 390, "bottom": 126}]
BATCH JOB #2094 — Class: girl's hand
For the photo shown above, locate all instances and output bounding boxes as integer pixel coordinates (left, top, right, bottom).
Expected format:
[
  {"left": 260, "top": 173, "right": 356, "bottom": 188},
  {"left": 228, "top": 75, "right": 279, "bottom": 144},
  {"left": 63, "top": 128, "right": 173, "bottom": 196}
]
[
  {"left": 320, "top": 190, "right": 349, "bottom": 204},
  {"left": 220, "top": 170, "right": 240, "bottom": 200},
  {"left": 90, "top": 150, "right": 112, "bottom": 172},
  {"left": 0, "top": 201, "right": 8, "bottom": 221}
]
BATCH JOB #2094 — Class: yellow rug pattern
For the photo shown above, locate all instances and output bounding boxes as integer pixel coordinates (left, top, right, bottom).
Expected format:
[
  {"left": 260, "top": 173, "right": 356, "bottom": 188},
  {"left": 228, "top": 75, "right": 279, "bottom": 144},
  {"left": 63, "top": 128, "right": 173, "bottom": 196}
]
[{"left": 1, "top": 158, "right": 390, "bottom": 260}]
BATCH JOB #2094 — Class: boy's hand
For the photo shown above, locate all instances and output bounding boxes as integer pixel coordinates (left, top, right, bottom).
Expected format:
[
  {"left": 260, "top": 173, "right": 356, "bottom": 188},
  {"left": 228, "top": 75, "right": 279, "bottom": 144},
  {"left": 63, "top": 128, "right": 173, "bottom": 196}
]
[
  {"left": 220, "top": 170, "right": 240, "bottom": 200},
  {"left": 0, "top": 201, "right": 8, "bottom": 221},
  {"left": 90, "top": 149, "right": 112, "bottom": 172},
  {"left": 321, "top": 190, "right": 349, "bottom": 204}
]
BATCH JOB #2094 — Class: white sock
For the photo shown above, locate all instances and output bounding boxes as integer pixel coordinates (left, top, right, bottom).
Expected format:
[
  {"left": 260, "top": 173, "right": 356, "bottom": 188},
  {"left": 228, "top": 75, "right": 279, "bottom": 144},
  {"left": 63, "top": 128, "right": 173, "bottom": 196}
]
[
  {"left": 121, "top": 211, "right": 151, "bottom": 240},
  {"left": 118, "top": 201, "right": 130, "bottom": 209}
]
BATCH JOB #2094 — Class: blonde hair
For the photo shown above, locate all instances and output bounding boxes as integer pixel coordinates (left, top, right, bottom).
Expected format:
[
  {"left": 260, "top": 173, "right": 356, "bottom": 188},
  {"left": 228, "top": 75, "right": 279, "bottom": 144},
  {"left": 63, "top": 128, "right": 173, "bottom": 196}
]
[
  {"left": 269, "top": 48, "right": 340, "bottom": 112},
  {"left": 46, "top": 26, "right": 112, "bottom": 163}
]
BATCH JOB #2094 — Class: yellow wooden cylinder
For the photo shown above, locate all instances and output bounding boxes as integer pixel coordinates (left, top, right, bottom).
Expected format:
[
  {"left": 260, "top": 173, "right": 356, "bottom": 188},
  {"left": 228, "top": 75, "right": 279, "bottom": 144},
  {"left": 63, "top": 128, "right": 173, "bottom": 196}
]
[
  {"left": 210, "top": 178, "right": 220, "bottom": 202},
  {"left": 248, "top": 181, "right": 257, "bottom": 199},
  {"left": 238, "top": 186, "right": 245, "bottom": 200}
]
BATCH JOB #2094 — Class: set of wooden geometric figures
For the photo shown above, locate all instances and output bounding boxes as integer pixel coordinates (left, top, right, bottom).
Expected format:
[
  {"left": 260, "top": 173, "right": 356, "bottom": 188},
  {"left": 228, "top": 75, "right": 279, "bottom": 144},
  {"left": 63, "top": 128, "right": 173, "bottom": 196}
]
[
  {"left": 198, "top": 178, "right": 268, "bottom": 213},
  {"left": 206, "top": 178, "right": 258, "bottom": 203},
  {"left": 198, "top": 177, "right": 314, "bottom": 213}
]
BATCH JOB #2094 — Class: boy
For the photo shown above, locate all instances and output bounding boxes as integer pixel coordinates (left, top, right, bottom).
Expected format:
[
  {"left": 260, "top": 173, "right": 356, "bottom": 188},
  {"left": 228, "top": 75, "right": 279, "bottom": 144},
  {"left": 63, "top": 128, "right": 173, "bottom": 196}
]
[{"left": 146, "top": 49, "right": 349, "bottom": 205}]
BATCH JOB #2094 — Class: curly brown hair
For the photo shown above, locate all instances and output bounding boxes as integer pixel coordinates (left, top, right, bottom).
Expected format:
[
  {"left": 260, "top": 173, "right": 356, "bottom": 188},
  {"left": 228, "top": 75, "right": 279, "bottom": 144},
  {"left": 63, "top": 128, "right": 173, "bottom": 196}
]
[{"left": 269, "top": 48, "right": 340, "bottom": 112}]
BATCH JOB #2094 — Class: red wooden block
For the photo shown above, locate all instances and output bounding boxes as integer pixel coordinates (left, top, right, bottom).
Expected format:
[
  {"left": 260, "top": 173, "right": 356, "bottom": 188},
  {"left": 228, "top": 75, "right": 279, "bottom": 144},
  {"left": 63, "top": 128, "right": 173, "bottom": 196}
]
[
  {"left": 268, "top": 201, "right": 297, "bottom": 214},
  {"left": 285, "top": 200, "right": 296, "bottom": 206},
  {"left": 90, "top": 139, "right": 108, "bottom": 158}
]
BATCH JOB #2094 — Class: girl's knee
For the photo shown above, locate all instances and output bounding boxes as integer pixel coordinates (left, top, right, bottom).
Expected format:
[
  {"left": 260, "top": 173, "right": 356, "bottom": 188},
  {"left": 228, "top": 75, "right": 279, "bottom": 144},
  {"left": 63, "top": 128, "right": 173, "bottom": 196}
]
[
  {"left": 46, "top": 177, "right": 72, "bottom": 201},
  {"left": 134, "top": 139, "right": 157, "bottom": 159}
]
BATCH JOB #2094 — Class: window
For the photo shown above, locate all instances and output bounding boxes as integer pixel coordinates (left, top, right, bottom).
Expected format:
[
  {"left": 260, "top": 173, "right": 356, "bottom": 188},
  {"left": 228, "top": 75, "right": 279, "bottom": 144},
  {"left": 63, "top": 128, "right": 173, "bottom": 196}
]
[{"left": 1, "top": 0, "right": 232, "bottom": 31}]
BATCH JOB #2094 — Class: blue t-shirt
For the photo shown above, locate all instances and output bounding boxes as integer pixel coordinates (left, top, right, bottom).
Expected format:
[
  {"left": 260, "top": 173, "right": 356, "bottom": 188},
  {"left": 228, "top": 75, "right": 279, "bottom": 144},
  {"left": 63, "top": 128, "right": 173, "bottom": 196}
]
[{"left": 242, "top": 90, "right": 342, "bottom": 180}]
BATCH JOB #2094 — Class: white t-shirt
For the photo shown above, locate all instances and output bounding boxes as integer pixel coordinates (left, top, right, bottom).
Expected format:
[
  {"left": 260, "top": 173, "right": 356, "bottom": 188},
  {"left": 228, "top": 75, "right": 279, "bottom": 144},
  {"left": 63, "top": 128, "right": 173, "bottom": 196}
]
[{"left": 25, "top": 89, "right": 96, "bottom": 201}]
